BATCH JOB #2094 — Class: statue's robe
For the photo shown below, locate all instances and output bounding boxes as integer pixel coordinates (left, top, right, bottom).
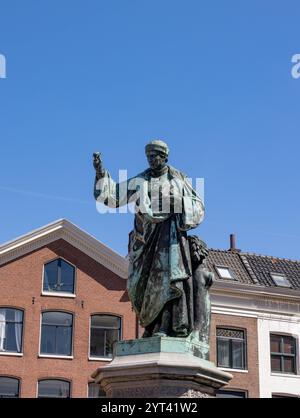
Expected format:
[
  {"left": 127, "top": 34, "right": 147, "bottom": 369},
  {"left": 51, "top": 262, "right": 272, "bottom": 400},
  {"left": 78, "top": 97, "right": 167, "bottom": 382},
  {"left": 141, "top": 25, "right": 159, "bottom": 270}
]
[{"left": 94, "top": 165, "right": 204, "bottom": 334}]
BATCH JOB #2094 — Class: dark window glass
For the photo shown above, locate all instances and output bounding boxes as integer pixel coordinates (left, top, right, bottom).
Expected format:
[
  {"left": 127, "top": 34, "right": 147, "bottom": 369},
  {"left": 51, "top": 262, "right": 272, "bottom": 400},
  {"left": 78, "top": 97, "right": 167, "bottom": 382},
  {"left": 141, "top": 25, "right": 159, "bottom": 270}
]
[
  {"left": 88, "top": 383, "right": 106, "bottom": 398},
  {"left": 0, "top": 308, "right": 23, "bottom": 353},
  {"left": 0, "top": 377, "right": 19, "bottom": 398},
  {"left": 217, "top": 328, "right": 246, "bottom": 370},
  {"left": 43, "top": 259, "right": 75, "bottom": 294},
  {"left": 216, "top": 390, "right": 247, "bottom": 398},
  {"left": 38, "top": 380, "right": 70, "bottom": 398},
  {"left": 270, "top": 334, "right": 296, "bottom": 374},
  {"left": 90, "top": 315, "right": 121, "bottom": 359},
  {"left": 40, "top": 312, "right": 73, "bottom": 356}
]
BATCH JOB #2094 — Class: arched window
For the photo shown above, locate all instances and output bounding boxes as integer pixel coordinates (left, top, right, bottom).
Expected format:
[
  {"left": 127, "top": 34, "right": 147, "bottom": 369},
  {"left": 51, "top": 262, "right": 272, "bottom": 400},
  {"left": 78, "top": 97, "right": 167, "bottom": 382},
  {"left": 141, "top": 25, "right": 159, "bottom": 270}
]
[
  {"left": 0, "top": 308, "right": 23, "bottom": 353},
  {"left": 43, "top": 259, "right": 75, "bottom": 294},
  {"left": 40, "top": 312, "right": 73, "bottom": 356},
  {"left": 0, "top": 377, "right": 20, "bottom": 398},
  {"left": 38, "top": 379, "right": 70, "bottom": 398},
  {"left": 90, "top": 315, "right": 121, "bottom": 359}
]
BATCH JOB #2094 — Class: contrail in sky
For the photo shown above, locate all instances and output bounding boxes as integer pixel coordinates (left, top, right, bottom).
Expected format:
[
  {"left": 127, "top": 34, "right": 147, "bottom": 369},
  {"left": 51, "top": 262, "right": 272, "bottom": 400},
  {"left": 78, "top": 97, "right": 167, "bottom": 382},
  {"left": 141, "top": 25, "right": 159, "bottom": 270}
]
[{"left": 0, "top": 186, "right": 90, "bottom": 205}]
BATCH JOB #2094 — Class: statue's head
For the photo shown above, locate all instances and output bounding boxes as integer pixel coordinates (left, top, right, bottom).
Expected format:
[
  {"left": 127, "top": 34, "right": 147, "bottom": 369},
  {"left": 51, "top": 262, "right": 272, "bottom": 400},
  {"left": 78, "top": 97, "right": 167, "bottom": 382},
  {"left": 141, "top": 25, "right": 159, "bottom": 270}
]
[{"left": 145, "top": 139, "right": 169, "bottom": 172}]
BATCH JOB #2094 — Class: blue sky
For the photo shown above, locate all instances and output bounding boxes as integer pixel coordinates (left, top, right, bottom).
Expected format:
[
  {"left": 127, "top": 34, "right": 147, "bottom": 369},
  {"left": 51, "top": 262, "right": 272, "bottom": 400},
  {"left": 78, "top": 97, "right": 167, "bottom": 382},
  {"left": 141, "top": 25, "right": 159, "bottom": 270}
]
[{"left": 0, "top": 0, "right": 299, "bottom": 259}]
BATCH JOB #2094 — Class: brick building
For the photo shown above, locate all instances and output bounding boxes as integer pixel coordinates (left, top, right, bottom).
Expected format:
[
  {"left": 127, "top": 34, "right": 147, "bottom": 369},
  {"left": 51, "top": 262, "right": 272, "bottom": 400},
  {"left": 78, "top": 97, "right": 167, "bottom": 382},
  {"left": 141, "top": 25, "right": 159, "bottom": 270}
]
[{"left": 0, "top": 220, "right": 299, "bottom": 398}]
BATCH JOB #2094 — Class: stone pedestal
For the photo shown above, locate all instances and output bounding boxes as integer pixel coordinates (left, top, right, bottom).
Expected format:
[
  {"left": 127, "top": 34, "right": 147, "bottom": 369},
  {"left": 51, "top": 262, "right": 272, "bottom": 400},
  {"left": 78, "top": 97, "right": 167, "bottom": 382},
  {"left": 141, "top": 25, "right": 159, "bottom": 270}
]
[{"left": 92, "top": 337, "right": 232, "bottom": 398}]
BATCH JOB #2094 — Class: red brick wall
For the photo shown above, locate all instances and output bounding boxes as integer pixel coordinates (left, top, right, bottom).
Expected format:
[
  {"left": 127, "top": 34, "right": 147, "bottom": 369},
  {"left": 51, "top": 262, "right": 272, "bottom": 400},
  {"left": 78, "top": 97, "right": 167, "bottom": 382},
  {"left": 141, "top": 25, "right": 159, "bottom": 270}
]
[
  {"left": 210, "top": 313, "right": 260, "bottom": 398},
  {"left": 0, "top": 239, "right": 136, "bottom": 398}
]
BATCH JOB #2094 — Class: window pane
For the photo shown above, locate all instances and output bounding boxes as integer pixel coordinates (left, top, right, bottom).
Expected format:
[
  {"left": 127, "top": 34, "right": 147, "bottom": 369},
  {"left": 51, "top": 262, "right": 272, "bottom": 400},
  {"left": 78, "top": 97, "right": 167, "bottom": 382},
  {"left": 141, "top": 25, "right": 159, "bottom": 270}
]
[
  {"left": 41, "top": 312, "right": 73, "bottom": 355},
  {"left": 0, "top": 309, "right": 23, "bottom": 353},
  {"left": 38, "top": 380, "right": 70, "bottom": 398},
  {"left": 88, "top": 383, "right": 106, "bottom": 398},
  {"left": 271, "top": 355, "right": 282, "bottom": 372},
  {"left": 216, "top": 390, "right": 246, "bottom": 398},
  {"left": 283, "top": 357, "right": 295, "bottom": 374},
  {"left": 44, "top": 259, "right": 75, "bottom": 294},
  {"left": 105, "top": 329, "right": 119, "bottom": 358},
  {"left": 60, "top": 260, "right": 75, "bottom": 293},
  {"left": 283, "top": 337, "right": 294, "bottom": 355},
  {"left": 216, "top": 267, "right": 233, "bottom": 279},
  {"left": 232, "top": 340, "right": 245, "bottom": 369},
  {"left": 90, "top": 328, "right": 105, "bottom": 357},
  {"left": 90, "top": 316, "right": 120, "bottom": 358},
  {"left": 91, "top": 315, "right": 120, "bottom": 329},
  {"left": 217, "top": 339, "right": 230, "bottom": 368},
  {"left": 270, "top": 335, "right": 281, "bottom": 353},
  {"left": 42, "top": 312, "right": 72, "bottom": 327},
  {"left": 0, "top": 377, "right": 19, "bottom": 398},
  {"left": 56, "top": 326, "right": 72, "bottom": 356},
  {"left": 41, "top": 325, "right": 56, "bottom": 354},
  {"left": 44, "top": 260, "right": 59, "bottom": 292}
]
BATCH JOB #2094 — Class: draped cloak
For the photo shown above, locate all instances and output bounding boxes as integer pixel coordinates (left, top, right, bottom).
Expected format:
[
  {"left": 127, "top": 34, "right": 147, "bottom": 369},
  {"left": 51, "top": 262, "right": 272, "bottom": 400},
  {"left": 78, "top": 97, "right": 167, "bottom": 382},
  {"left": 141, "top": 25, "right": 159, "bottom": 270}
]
[{"left": 94, "top": 165, "right": 204, "bottom": 328}]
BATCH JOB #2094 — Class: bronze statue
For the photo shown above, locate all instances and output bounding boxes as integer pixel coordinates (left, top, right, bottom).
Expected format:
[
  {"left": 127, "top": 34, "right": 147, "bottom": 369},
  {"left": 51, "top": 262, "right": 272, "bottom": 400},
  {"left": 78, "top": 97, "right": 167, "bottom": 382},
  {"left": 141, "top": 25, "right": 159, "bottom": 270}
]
[{"left": 93, "top": 140, "right": 213, "bottom": 349}]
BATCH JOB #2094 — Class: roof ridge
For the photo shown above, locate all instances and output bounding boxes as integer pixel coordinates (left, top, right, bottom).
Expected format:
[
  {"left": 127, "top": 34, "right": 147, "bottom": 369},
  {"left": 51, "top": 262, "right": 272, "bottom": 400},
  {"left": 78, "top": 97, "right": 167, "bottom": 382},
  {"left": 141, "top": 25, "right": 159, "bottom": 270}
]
[{"left": 241, "top": 252, "right": 300, "bottom": 264}]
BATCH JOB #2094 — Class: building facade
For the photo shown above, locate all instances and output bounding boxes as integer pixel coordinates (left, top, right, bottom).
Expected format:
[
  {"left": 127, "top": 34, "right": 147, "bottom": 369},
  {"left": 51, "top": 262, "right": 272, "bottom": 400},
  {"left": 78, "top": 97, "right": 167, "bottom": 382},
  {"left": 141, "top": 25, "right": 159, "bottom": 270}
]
[{"left": 0, "top": 220, "right": 299, "bottom": 398}]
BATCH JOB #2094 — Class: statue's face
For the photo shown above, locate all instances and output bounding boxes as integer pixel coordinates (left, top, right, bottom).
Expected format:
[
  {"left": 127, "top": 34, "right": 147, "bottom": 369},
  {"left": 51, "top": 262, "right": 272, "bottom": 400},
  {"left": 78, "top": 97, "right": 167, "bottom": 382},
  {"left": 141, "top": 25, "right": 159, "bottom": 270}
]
[{"left": 146, "top": 150, "right": 167, "bottom": 171}]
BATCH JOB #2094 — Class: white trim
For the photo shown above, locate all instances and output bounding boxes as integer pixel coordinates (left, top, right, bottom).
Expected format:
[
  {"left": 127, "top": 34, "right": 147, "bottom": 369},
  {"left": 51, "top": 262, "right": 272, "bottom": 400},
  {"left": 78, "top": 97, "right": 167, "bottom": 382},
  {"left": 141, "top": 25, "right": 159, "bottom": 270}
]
[
  {"left": 0, "top": 219, "right": 128, "bottom": 279},
  {"left": 0, "top": 352, "right": 23, "bottom": 357},
  {"left": 271, "top": 373, "right": 300, "bottom": 379},
  {"left": 41, "top": 292, "right": 76, "bottom": 299},
  {"left": 88, "top": 357, "right": 112, "bottom": 362},
  {"left": 38, "top": 354, "right": 74, "bottom": 360},
  {"left": 218, "top": 367, "right": 249, "bottom": 374}
]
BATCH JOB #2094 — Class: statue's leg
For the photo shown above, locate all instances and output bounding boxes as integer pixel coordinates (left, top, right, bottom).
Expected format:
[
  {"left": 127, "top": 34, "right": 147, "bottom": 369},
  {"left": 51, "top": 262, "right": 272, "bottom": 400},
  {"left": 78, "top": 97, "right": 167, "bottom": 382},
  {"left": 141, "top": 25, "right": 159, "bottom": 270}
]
[
  {"left": 152, "top": 302, "right": 172, "bottom": 337},
  {"left": 171, "top": 280, "right": 192, "bottom": 337}
]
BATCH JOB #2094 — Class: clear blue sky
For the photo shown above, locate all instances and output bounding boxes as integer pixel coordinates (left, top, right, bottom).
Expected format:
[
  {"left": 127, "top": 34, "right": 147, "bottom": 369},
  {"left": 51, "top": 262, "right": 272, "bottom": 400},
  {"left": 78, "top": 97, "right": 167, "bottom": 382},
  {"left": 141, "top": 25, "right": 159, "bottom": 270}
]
[{"left": 0, "top": 1, "right": 299, "bottom": 259}]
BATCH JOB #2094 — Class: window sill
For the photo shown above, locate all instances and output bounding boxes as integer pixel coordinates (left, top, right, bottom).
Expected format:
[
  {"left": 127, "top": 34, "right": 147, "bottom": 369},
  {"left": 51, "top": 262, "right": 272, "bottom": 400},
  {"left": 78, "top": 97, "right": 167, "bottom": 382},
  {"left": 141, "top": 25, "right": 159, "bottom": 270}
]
[
  {"left": 38, "top": 354, "right": 74, "bottom": 360},
  {"left": 0, "top": 352, "right": 23, "bottom": 357},
  {"left": 41, "top": 292, "right": 76, "bottom": 298},
  {"left": 271, "top": 372, "right": 299, "bottom": 378},
  {"left": 88, "top": 357, "right": 112, "bottom": 362},
  {"left": 218, "top": 367, "right": 248, "bottom": 374}
]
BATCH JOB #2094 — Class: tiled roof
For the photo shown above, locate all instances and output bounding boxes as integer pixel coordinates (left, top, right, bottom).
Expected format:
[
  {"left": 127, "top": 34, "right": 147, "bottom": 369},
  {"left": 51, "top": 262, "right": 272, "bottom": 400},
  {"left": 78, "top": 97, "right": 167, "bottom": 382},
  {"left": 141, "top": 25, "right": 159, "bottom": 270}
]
[
  {"left": 207, "top": 250, "right": 256, "bottom": 285},
  {"left": 242, "top": 253, "right": 300, "bottom": 290},
  {"left": 207, "top": 249, "right": 300, "bottom": 290}
]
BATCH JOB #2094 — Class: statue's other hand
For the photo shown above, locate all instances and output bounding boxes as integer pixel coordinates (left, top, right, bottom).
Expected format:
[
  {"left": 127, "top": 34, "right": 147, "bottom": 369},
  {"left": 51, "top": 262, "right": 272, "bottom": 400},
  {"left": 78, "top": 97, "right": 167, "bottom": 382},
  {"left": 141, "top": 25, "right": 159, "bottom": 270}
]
[{"left": 204, "top": 271, "right": 214, "bottom": 289}]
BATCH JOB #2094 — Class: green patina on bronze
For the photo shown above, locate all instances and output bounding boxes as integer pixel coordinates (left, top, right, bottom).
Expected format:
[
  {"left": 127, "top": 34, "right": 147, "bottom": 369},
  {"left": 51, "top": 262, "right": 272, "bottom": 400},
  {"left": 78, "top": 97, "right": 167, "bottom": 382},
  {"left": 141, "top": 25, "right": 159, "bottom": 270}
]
[{"left": 93, "top": 140, "right": 213, "bottom": 357}]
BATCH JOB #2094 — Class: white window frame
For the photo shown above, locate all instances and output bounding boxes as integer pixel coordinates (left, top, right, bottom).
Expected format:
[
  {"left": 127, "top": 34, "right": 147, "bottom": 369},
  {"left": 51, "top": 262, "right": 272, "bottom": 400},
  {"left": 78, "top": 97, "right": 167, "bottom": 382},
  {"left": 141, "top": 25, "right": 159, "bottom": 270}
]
[
  {"left": 0, "top": 307, "right": 25, "bottom": 356},
  {"left": 88, "top": 313, "right": 122, "bottom": 361},
  {"left": 41, "top": 257, "right": 77, "bottom": 298},
  {"left": 38, "top": 310, "right": 74, "bottom": 359}
]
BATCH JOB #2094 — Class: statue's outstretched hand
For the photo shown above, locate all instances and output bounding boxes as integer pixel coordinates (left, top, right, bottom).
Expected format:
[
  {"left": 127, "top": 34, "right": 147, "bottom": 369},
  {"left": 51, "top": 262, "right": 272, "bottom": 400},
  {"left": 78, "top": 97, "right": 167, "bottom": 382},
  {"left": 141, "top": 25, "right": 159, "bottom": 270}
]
[{"left": 93, "top": 152, "right": 104, "bottom": 178}]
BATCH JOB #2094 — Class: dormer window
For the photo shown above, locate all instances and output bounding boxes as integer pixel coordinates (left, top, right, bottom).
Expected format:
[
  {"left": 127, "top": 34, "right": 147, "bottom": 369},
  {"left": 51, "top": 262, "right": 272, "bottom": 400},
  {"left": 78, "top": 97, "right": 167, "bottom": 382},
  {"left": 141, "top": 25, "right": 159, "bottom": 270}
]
[
  {"left": 270, "top": 273, "right": 291, "bottom": 288},
  {"left": 43, "top": 259, "right": 75, "bottom": 294},
  {"left": 215, "top": 266, "right": 235, "bottom": 280}
]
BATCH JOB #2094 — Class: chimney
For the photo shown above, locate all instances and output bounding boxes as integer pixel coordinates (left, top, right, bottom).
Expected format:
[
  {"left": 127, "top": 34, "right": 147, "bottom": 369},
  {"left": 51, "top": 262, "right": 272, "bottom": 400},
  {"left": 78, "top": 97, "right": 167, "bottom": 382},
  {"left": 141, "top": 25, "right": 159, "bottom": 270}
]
[{"left": 229, "top": 234, "right": 239, "bottom": 251}]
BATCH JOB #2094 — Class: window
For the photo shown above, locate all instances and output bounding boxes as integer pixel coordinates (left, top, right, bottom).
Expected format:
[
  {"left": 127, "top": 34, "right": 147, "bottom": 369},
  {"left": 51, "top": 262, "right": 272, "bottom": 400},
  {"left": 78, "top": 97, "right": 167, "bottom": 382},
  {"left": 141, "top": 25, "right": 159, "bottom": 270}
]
[
  {"left": 217, "top": 328, "right": 246, "bottom": 370},
  {"left": 38, "top": 379, "right": 70, "bottom": 398},
  {"left": 215, "top": 266, "right": 235, "bottom": 280},
  {"left": 216, "top": 390, "right": 247, "bottom": 398},
  {"left": 88, "top": 383, "right": 106, "bottom": 398},
  {"left": 0, "top": 377, "right": 20, "bottom": 398},
  {"left": 40, "top": 312, "right": 73, "bottom": 356},
  {"left": 0, "top": 308, "right": 23, "bottom": 353},
  {"left": 270, "top": 273, "right": 291, "bottom": 288},
  {"left": 270, "top": 334, "right": 296, "bottom": 374},
  {"left": 90, "top": 315, "right": 121, "bottom": 359},
  {"left": 43, "top": 259, "right": 75, "bottom": 294}
]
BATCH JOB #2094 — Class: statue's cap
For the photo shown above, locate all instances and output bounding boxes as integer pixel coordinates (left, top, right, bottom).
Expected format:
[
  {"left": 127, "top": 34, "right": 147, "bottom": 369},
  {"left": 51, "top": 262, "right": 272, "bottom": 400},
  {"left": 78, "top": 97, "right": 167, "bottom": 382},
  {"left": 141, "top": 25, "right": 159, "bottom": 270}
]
[{"left": 145, "top": 139, "right": 169, "bottom": 156}]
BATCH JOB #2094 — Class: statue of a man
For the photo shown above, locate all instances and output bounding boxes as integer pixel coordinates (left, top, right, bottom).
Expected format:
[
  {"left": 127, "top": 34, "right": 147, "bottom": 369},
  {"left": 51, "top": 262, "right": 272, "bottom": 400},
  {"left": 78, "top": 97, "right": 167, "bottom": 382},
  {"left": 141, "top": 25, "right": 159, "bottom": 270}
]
[{"left": 93, "top": 140, "right": 206, "bottom": 338}]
